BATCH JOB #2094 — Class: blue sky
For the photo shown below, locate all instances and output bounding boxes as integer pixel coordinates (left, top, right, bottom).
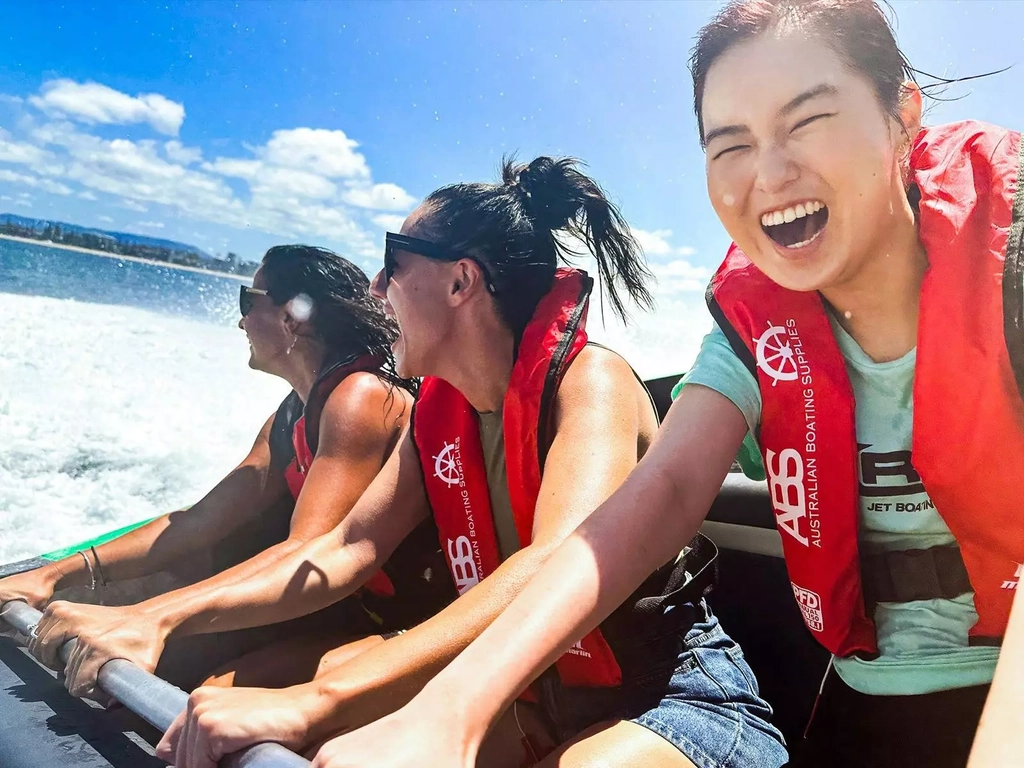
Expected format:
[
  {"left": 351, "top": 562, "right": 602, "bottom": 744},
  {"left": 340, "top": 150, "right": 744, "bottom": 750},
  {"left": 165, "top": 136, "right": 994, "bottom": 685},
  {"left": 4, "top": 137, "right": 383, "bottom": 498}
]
[{"left": 0, "top": 0, "right": 1021, "bottom": 374}]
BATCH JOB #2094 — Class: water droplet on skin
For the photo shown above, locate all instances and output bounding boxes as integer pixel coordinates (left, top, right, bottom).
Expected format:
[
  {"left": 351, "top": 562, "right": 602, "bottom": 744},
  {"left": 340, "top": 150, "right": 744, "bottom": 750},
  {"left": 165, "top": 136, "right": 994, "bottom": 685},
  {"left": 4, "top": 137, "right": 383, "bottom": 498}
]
[
  {"left": 722, "top": 193, "right": 736, "bottom": 207},
  {"left": 844, "top": 311, "right": 853, "bottom": 319}
]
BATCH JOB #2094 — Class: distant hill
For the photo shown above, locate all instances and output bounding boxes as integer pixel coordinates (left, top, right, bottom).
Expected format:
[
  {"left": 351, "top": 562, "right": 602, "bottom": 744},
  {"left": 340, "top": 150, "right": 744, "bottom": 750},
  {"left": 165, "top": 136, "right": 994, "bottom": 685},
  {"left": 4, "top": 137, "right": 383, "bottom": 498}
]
[
  {"left": 0, "top": 214, "right": 257, "bottom": 276},
  {"left": 0, "top": 213, "right": 211, "bottom": 258}
]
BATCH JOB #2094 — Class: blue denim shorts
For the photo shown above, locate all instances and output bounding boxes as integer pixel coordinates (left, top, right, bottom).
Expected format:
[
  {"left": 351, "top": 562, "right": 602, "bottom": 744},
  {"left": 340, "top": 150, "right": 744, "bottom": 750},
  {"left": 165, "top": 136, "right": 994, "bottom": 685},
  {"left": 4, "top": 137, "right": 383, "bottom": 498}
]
[{"left": 538, "top": 601, "right": 788, "bottom": 768}]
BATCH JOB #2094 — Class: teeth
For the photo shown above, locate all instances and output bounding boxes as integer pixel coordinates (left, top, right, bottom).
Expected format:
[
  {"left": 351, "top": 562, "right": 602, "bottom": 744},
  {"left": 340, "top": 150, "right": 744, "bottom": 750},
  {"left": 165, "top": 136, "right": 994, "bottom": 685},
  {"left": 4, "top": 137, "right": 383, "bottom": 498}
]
[
  {"left": 761, "top": 200, "right": 825, "bottom": 228},
  {"left": 784, "top": 227, "right": 826, "bottom": 249}
]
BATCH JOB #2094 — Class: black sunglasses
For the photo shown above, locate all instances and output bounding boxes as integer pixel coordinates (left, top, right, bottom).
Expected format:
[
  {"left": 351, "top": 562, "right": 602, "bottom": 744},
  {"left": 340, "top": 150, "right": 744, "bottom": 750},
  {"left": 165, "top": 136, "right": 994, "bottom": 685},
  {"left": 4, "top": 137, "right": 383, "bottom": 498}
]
[
  {"left": 384, "top": 232, "right": 497, "bottom": 294},
  {"left": 239, "top": 285, "right": 270, "bottom": 317}
]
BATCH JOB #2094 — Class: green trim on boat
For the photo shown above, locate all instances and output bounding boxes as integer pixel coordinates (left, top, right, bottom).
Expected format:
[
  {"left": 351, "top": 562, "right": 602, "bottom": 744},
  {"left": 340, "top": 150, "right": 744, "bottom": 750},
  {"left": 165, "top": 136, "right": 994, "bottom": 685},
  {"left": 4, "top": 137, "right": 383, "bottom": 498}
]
[{"left": 40, "top": 518, "right": 156, "bottom": 561}]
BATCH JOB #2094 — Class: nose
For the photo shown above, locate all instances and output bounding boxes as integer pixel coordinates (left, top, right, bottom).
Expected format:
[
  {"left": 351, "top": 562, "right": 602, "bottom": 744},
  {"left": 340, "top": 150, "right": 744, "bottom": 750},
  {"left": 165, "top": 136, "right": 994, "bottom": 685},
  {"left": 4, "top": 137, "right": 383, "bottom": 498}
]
[
  {"left": 754, "top": 143, "right": 799, "bottom": 195},
  {"left": 237, "top": 316, "right": 245, "bottom": 331},
  {"left": 368, "top": 268, "right": 387, "bottom": 300}
]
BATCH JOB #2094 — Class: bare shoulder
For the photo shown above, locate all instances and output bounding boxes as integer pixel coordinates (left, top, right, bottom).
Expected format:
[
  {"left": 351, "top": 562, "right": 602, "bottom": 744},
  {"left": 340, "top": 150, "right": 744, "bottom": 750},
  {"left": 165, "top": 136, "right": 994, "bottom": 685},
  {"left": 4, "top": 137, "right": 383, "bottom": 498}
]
[
  {"left": 555, "top": 344, "right": 645, "bottom": 416},
  {"left": 319, "top": 372, "right": 414, "bottom": 445}
]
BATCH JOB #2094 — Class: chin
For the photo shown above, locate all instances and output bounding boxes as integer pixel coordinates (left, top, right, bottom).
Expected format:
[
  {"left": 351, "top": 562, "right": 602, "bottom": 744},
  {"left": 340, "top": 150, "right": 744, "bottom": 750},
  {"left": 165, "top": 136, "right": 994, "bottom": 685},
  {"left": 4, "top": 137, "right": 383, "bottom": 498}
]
[
  {"left": 750, "top": 251, "right": 839, "bottom": 294},
  {"left": 394, "top": 357, "right": 416, "bottom": 380},
  {"left": 765, "top": 267, "right": 830, "bottom": 293},
  {"left": 394, "top": 347, "right": 427, "bottom": 381}
]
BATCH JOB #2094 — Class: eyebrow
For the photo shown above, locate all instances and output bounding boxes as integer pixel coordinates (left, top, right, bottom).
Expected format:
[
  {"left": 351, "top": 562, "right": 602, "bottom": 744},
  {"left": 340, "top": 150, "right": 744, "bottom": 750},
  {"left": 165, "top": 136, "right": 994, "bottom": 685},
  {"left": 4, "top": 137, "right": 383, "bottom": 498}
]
[
  {"left": 779, "top": 83, "right": 839, "bottom": 117},
  {"left": 703, "top": 83, "right": 840, "bottom": 146}
]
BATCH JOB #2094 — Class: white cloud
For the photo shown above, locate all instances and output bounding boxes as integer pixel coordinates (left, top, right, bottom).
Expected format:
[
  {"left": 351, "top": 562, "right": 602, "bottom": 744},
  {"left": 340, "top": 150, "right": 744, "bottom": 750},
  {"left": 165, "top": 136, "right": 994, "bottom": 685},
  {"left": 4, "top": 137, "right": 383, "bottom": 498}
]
[
  {"left": 634, "top": 227, "right": 697, "bottom": 260},
  {"left": 3, "top": 81, "right": 416, "bottom": 261},
  {"left": 642, "top": 258, "right": 711, "bottom": 295},
  {"left": 371, "top": 213, "right": 407, "bottom": 231},
  {"left": 657, "top": 259, "right": 710, "bottom": 280},
  {"left": 261, "top": 128, "right": 369, "bottom": 179},
  {"left": 164, "top": 140, "right": 202, "bottom": 165},
  {"left": 634, "top": 228, "right": 675, "bottom": 256},
  {"left": 98, "top": 215, "right": 114, "bottom": 224},
  {"left": 30, "top": 79, "right": 185, "bottom": 136},
  {"left": 29, "top": 128, "right": 242, "bottom": 223},
  {"left": 251, "top": 167, "right": 336, "bottom": 200},
  {"left": 343, "top": 182, "right": 417, "bottom": 211},
  {"left": 0, "top": 129, "right": 55, "bottom": 167},
  {"left": 136, "top": 220, "right": 165, "bottom": 229},
  {"left": 203, "top": 158, "right": 262, "bottom": 180},
  {"left": 0, "top": 168, "right": 72, "bottom": 196}
]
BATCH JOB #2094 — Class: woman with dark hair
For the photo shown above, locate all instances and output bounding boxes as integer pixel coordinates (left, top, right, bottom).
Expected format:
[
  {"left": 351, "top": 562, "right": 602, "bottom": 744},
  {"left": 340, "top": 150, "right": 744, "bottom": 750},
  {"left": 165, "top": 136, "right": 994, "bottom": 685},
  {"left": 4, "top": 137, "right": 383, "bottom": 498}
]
[
  {"left": 5, "top": 244, "right": 451, "bottom": 697},
  {"left": 150, "top": 157, "right": 786, "bottom": 768},
  {"left": 298, "top": 2, "right": 1024, "bottom": 767}
]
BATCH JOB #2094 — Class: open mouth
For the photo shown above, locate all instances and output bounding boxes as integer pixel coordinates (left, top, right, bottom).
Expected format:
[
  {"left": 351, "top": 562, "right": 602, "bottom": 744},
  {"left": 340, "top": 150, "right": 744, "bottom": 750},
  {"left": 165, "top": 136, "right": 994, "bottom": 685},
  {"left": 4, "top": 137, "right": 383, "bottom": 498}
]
[{"left": 760, "top": 201, "right": 829, "bottom": 249}]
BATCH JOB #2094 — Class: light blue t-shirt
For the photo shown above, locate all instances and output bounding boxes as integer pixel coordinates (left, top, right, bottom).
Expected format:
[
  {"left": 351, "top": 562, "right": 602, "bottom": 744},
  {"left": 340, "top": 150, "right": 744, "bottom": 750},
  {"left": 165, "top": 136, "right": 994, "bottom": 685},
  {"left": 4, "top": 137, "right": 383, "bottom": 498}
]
[{"left": 678, "top": 320, "right": 1000, "bottom": 696}]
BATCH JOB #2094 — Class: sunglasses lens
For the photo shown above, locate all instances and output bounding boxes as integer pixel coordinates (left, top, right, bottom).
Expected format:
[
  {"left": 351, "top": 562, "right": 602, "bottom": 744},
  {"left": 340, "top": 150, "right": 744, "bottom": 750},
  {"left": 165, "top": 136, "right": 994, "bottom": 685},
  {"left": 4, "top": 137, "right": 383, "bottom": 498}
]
[
  {"left": 239, "top": 287, "right": 252, "bottom": 317},
  {"left": 383, "top": 244, "right": 396, "bottom": 282}
]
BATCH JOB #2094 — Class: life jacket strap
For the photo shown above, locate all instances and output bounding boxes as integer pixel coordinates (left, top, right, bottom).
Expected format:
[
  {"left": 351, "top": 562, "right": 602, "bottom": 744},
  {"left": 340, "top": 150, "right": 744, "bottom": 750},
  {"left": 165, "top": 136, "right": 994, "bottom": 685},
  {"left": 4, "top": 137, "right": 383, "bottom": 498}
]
[
  {"left": 861, "top": 545, "right": 972, "bottom": 607},
  {"left": 268, "top": 391, "right": 302, "bottom": 472}
]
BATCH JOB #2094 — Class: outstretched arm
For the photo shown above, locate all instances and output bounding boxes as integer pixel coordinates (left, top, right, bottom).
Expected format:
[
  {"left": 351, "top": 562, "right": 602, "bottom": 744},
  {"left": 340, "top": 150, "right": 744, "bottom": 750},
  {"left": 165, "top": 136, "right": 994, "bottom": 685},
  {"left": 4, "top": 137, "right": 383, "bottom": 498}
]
[
  {"left": 31, "top": 377, "right": 424, "bottom": 696},
  {"left": 122, "top": 374, "right": 412, "bottom": 636},
  {"left": 310, "top": 384, "right": 749, "bottom": 768}
]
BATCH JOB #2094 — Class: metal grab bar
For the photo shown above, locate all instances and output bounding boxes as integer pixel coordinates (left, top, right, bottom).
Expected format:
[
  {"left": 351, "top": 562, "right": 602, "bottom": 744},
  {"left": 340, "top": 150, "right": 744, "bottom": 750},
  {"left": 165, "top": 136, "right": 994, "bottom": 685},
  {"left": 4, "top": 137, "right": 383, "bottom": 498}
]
[{"left": 0, "top": 601, "right": 310, "bottom": 768}]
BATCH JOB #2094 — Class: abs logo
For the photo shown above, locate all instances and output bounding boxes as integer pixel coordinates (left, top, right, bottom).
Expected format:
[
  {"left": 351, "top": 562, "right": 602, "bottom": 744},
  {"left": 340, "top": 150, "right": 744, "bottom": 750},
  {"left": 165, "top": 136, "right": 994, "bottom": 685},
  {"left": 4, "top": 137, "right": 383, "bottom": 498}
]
[
  {"left": 1001, "top": 563, "right": 1023, "bottom": 591},
  {"left": 433, "top": 440, "right": 461, "bottom": 487},
  {"left": 766, "top": 448, "right": 808, "bottom": 546},
  {"left": 792, "top": 583, "right": 824, "bottom": 632},
  {"left": 754, "top": 321, "right": 798, "bottom": 386},
  {"left": 447, "top": 536, "right": 480, "bottom": 594}
]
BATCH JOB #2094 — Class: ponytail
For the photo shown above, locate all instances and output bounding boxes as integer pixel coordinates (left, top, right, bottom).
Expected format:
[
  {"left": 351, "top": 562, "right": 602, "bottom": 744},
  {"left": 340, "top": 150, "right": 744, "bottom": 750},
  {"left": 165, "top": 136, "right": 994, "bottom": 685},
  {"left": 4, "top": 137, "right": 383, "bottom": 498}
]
[{"left": 420, "top": 155, "right": 652, "bottom": 335}]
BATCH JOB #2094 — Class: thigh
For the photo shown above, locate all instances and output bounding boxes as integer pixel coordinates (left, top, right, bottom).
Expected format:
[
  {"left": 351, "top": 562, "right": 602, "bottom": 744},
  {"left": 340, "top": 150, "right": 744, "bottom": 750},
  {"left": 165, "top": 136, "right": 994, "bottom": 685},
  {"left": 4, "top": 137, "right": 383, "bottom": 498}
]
[
  {"left": 540, "top": 720, "right": 696, "bottom": 768},
  {"left": 202, "top": 632, "right": 384, "bottom": 689},
  {"left": 628, "top": 618, "right": 788, "bottom": 768}
]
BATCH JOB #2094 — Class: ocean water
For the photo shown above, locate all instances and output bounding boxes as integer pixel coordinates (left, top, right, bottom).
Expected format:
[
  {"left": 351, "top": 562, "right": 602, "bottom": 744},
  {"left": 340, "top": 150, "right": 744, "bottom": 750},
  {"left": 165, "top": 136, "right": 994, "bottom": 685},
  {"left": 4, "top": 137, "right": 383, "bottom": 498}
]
[{"left": 0, "top": 241, "right": 288, "bottom": 562}]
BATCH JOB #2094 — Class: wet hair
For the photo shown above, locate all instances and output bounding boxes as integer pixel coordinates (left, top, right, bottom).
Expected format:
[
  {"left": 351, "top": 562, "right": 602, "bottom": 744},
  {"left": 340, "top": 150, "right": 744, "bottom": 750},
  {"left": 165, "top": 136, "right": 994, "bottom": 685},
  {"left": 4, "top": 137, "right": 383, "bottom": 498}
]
[
  {"left": 259, "top": 244, "right": 415, "bottom": 394},
  {"left": 418, "top": 156, "right": 653, "bottom": 335},
  {"left": 689, "top": 0, "right": 1003, "bottom": 146}
]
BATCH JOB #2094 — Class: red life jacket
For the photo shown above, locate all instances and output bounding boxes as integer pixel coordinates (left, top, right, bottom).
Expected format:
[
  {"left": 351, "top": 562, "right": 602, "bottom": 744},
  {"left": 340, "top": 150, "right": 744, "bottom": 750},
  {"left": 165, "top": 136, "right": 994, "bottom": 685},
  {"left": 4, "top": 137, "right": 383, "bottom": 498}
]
[
  {"left": 708, "top": 121, "right": 1024, "bottom": 656},
  {"left": 412, "top": 268, "right": 626, "bottom": 687}
]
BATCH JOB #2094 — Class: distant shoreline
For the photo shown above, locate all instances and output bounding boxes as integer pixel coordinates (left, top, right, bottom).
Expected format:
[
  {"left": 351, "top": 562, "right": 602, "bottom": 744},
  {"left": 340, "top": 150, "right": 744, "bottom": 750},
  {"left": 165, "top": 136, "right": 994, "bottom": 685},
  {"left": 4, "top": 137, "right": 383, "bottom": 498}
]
[{"left": 0, "top": 233, "right": 250, "bottom": 282}]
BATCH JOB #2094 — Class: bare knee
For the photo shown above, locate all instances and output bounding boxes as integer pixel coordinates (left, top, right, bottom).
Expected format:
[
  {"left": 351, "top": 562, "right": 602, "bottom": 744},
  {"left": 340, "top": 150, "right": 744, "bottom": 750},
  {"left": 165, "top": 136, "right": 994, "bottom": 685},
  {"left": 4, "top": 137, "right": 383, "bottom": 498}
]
[{"left": 539, "top": 720, "right": 696, "bottom": 768}]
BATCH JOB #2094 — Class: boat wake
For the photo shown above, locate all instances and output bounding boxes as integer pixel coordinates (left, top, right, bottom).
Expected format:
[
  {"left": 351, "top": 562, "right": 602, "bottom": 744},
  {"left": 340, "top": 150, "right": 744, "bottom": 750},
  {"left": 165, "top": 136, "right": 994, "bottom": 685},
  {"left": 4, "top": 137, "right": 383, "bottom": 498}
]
[{"left": 0, "top": 292, "right": 288, "bottom": 563}]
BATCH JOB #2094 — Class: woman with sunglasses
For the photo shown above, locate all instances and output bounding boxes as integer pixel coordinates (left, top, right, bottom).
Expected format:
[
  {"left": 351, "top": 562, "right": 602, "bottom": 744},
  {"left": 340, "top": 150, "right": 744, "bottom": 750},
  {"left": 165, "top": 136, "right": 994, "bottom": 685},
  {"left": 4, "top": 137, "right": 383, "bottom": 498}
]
[
  {"left": 9, "top": 244, "right": 452, "bottom": 698},
  {"left": 288, "top": 1, "right": 1024, "bottom": 766},
  {"left": 146, "top": 156, "right": 785, "bottom": 768}
]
